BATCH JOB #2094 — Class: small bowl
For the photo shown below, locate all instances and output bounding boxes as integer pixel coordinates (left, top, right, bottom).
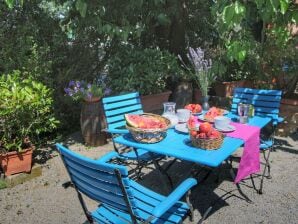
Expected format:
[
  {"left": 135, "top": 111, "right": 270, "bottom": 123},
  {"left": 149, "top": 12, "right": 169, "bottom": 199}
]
[{"left": 214, "top": 116, "right": 231, "bottom": 130}]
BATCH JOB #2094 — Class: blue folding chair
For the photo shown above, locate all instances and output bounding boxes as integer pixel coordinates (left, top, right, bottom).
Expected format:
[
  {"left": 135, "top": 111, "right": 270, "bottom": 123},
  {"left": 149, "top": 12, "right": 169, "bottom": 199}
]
[
  {"left": 56, "top": 143, "right": 197, "bottom": 224},
  {"left": 102, "top": 92, "right": 174, "bottom": 184},
  {"left": 232, "top": 87, "right": 284, "bottom": 194}
]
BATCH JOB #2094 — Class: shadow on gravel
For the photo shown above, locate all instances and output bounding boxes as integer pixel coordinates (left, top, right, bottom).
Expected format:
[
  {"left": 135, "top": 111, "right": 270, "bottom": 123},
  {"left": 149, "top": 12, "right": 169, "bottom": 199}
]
[
  {"left": 133, "top": 159, "right": 253, "bottom": 222},
  {"left": 34, "top": 131, "right": 85, "bottom": 165}
]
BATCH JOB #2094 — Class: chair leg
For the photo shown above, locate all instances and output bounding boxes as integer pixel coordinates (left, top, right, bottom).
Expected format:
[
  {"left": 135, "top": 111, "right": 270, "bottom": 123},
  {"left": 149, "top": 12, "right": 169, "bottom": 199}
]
[
  {"left": 258, "top": 147, "right": 272, "bottom": 194},
  {"left": 186, "top": 190, "right": 194, "bottom": 222}
]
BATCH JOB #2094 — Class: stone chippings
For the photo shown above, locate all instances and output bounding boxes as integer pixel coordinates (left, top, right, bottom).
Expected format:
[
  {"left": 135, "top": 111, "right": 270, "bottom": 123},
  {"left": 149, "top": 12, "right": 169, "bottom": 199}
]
[{"left": 0, "top": 133, "right": 297, "bottom": 224}]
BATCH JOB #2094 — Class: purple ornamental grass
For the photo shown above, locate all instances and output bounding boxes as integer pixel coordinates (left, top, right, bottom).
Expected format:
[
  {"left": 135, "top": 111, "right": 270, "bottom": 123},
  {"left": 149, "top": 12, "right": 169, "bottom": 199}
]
[
  {"left": 179, "top": 47, "right": 215, "bottom": 96},
  {"left": 187, "top": 47, "right": 212, "bottom": 74}
]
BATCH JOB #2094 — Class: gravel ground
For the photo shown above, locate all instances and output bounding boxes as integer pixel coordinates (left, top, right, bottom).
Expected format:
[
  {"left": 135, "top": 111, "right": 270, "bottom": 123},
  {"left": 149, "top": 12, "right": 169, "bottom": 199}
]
[{"left": 0, "top": 132, "right": 297, "bottom": 224}]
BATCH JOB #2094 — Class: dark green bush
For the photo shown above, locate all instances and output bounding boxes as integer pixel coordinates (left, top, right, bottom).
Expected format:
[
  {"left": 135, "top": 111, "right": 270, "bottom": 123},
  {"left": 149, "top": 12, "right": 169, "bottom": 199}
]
[{"left": 108, "top": 46, "right": 183, "bottom": 95}]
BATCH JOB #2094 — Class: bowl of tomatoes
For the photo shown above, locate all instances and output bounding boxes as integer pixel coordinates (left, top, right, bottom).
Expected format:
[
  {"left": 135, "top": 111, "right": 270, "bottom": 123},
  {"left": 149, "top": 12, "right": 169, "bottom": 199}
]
[
  {"left": 189, "top": 122, "right": 224, "bottom": 150},
  {"left": 184, "top": 104, "right": 202, "bottom": 115}
]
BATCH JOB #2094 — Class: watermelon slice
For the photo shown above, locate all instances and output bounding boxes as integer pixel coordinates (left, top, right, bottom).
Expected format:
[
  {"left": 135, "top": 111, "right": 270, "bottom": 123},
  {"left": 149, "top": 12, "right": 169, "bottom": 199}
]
[{"left": 125, "top": 114, "right": 168, "bottom": 129}]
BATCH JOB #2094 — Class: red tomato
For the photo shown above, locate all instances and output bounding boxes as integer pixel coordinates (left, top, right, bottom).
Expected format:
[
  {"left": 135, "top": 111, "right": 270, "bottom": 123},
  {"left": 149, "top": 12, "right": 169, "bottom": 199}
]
[
  {"left": 199, "top": 122, "right": 212, "bottom": 134},
  {"left": 184, "top": 105, "right": 192, "bottom": 111},
  {"left": 194, "top": 104, "right": 202, "bottom": 113},
  {"left": 210, "top": 130, "right": 220, "bottom": 138},
  {"left": 197, "top": 133, "right": 207, "bottom": 139},
  {"left": 190, "top": 130, "right": 197, "bottom": 137}
]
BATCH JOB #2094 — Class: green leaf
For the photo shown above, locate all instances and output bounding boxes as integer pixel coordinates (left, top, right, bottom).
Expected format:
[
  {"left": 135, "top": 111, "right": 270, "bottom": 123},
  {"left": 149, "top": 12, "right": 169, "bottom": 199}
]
[
  {"left": 270, "top": 0, "right": 279, "bottom": 13},
  {"left": 75, "top": 0, "right": 87, "bottom": 18},
  {"left": 292, "top": 12, "right": 298, "bottom": 23},
  {"left": 223, "top": 4, "right": 235, "bottom": 26},
  {"left": 234, "top": 1, "right": 245, "bottom": 14},
  {"left": 279, "top": 0, "right": 289, "bottom": 15},
  {"left": 4, "top": 0, "right": 14, "bottom": 9},
  {"left": 255, "top": 0, "right": 265, "bottom": 9},
  {"left": 157, "top": 13, "right": 171, "bottom": 26}
]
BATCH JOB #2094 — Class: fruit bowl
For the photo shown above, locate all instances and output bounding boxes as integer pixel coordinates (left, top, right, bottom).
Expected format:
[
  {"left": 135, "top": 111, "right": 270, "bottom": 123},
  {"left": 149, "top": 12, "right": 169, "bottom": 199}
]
[
  {"left": 189, "top": 129, "right": 224, "bottom": 150},
  {"left": 125, "top": 113, "right": 171, "bottom": 143}
]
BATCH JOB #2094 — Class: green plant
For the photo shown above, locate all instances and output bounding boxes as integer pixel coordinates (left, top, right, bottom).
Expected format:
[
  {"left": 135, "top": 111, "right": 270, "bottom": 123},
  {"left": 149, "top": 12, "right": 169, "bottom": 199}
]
[
  {"left": 108, "top": 46, "right": 182, "bottom": 95},
  {"left": 211, "top": 0, "right": 298, "bottom": 84},
  {"left": 0, "top": 70, "right": 59, "bottom": 152},
  {"left": 0, "top": 179, "right": 7, "bottom": 189}
]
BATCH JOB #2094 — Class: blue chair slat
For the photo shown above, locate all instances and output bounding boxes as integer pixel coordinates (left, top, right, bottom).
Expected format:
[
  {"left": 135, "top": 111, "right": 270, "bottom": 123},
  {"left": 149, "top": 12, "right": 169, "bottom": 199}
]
[
  {"left": 105, "top": 104, "right": 143, "bottom": 117},
  {"left": 108, "top": 121, "right": 128, "bottom": 131},
  {"left": 69, "top": 174, "right": 128, "bottom": 210},
  {"left": 130, "top": 182, "right": 189, "bottom": 223},
  {"left": 65, "top": 162, "right": 123, "bottom": 195},
  {"left": 107, "top": 110, "right": 143, "bottom": 124},
  {"left": 130, "top": 181, "right": 189, "bottom": 211},
  {"left": 251, "top": 100, "right": 281, "bottom": 108},
  {"left": 57, "top": 144, "right": 195, "bottom": 223},
  {"left": 234, "top": 87, "right": 282, "bottom": 96},
  {"left": 131, "top": 181, "right": 188, "bottom": 212},
  {"left": 233, "top": 92, "right": 281, "bottom": 102},
  {"left": 92, "top": 205, "right": 133, "bottom": 224},
  {"left": 104, "top": 98, "right": 142, "bottom": 110},
  {"left": 102, "top": 92, "right": 140, "bottom": 104},
  {"left": 60, "top": 146, "right": 127, "bottom": 175}
]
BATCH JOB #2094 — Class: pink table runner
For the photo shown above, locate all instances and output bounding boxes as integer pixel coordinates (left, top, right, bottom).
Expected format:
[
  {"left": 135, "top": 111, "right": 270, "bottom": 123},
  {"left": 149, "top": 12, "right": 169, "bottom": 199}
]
[
  {"left": 193, "top": 116, "right": 261, "bottom": 183},
  {"left": 225, "top": 122, "right": 260, "bottom": 183}
]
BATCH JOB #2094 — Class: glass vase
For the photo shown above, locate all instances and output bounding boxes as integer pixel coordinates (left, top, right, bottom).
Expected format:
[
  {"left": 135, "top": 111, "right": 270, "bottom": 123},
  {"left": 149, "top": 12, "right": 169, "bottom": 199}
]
[{"left": 202, "top": 95, "right": 210, "bottom": 111}]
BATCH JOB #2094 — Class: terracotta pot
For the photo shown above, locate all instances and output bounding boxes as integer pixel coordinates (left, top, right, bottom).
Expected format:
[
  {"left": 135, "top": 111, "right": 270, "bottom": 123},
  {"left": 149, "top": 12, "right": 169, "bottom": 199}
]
[
  {"left": 0, "top": 148, "right": 33, "bottom": 176},
  {"left": 141, "top": 91, "right": 172, "bottom": 113},
  {"left": 83, "top": 97, "right": 101, "bottom": 103},
  {"left": 214, "top": 80, "right": 252, "bottom": 97},
  {"left": 80, "top": 99, "right": 107, "bottom": 147}
]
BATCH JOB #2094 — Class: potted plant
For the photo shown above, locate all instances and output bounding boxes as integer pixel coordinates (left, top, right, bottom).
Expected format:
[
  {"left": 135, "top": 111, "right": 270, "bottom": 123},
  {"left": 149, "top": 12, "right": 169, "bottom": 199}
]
[
  {"left": 107, "top": 46, "right": 182, "bottom": 112},
  {"left": 0, "top": 71, "right": 59, "bottom": 176},
  {"left": 64, "top": 75, "right": 111, "bottom": 146},
  {"left": 179, "top": 47, "right": 216, "bottom": 110}
]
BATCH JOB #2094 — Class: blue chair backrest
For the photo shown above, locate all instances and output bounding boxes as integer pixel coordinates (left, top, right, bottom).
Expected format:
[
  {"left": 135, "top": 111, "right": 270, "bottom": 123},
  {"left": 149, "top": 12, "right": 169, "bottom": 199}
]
[
  {"left": 102, "top": 92, "right": 143, "bottom": 131},
  {"left": 231, "top": 87, "right": 282, "bottom": 122},
  {"left": 56, "top": 144, "right": 140, "bottom": 218}
]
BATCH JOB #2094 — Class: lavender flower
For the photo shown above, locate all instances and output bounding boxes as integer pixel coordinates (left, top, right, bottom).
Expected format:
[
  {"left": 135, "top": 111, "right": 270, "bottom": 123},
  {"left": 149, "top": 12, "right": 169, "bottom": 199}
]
[{"left": 180, "top": 47, "right": 216, "bottom": 96}]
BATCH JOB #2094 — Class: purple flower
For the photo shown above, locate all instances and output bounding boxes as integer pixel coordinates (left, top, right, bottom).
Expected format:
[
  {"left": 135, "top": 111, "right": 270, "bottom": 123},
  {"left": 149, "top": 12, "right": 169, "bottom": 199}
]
[
  {"left": 75, "top": 81, "right": 81, "bottom": 88},
  {"left": 86, "top": 92, "right": 93, "bottom": 99},
  {"left": 87, "top": 83, "right": 91, "bottom": 89},
  {"left": 104, "top": 88, "right": 111, "bottom": 96},
  {"left": 69, "top": 80, "right": 75, "bottom": 87}
]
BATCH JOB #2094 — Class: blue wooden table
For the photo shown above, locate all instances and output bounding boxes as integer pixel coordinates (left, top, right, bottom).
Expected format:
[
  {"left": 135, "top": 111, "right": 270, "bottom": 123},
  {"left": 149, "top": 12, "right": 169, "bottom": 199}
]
[{"left": 114, "top": 114, "right": 272, "bottom": 168}]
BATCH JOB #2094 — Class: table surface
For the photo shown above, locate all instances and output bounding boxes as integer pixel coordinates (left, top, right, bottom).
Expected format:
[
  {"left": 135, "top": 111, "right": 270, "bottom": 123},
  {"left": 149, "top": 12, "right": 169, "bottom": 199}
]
[{"left": 114, "top": 114, "right": 272, "bottom": 168}]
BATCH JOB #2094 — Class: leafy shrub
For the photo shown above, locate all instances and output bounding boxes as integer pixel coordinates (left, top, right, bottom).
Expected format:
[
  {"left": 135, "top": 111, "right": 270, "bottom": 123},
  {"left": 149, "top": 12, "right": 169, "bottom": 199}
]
[
  {"left": 0, "top": 71, "right": 59, "bottom": 152},
  {"left": 108, "top": 46, "right": 183, "bottom": 95}
]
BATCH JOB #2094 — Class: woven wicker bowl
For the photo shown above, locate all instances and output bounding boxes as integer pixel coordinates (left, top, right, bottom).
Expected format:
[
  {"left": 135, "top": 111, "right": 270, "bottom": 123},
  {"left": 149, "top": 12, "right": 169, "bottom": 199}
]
[
  {"left": 126, "top": 113, "right": 171, "bottom": 144},
  {"left": 189, "top": 131, "right": 224, "bottom": 150}
]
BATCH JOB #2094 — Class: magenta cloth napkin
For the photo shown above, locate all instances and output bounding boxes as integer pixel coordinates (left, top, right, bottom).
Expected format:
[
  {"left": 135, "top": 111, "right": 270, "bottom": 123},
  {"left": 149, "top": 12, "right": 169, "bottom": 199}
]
[{"left": 226, "top": 122, "right": 261, "bottom": 183}]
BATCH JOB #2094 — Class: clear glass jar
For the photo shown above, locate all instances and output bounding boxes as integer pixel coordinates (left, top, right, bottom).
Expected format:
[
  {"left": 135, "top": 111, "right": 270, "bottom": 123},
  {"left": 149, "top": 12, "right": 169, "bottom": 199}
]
[{"left": 162, "top": 102, "right": 179, "bottom": 128}]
